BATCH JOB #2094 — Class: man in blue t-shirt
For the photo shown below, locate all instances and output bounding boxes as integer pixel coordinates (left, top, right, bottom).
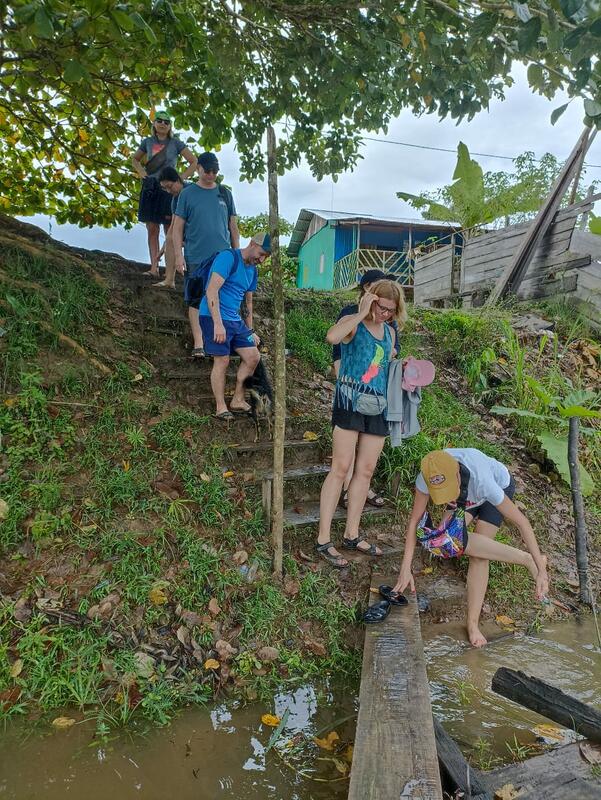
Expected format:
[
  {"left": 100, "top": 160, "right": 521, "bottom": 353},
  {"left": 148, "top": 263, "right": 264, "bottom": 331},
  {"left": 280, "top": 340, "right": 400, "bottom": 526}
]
[
  {"left": 172, "top": 152, "right": 239, "bottom": 357},
  {"left": 200, "top": 234, "right": 271, "bottom": 419}
]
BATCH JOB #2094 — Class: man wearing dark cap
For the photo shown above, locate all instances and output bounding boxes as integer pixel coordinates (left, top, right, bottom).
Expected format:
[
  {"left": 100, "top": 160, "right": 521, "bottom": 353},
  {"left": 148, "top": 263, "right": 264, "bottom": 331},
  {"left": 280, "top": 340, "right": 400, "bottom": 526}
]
[
  {"left": 332, "top": 269, "right": 400, "bottom": 509},
  {"left": 172, "top": 152, "right": 239, "bottom": 357}
]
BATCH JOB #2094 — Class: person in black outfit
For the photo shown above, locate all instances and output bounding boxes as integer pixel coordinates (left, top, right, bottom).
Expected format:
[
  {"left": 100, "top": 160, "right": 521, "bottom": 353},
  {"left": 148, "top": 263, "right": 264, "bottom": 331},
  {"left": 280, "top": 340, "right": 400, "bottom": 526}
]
[{"left": 332, "top": 269, "right": 400, "bottom": 510}]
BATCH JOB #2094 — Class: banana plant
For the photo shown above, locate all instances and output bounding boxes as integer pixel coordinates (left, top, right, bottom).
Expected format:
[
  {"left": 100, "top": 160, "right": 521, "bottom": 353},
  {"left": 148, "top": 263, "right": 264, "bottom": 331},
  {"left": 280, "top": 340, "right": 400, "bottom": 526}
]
[{"left": 492, "top": 380, "right": 600, "bottom": 495}]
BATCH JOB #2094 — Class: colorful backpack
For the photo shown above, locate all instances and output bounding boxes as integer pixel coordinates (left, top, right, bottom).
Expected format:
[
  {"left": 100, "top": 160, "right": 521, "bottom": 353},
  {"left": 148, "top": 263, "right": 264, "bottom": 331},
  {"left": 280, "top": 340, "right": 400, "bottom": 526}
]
[{"left": 416, "top": 463, "right": 470, "bottom": 559}]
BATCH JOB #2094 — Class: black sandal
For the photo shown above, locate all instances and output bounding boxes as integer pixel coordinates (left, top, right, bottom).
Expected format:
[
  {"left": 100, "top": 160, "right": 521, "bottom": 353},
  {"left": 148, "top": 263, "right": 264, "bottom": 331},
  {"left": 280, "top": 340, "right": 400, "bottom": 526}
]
[
  {"left": 362, "top": 600, "right": 391, "bottom": 624},
  {"left": 378, "top": 585, "right": 408, "bottom": 606},
  {"left": 315, "top": 542, "right": 348, "bottom": 568},
  {"left": 366, "top": 490, "right": 386, "bottom": 508},
  {"left": 341, "top": 536, "right": 382, "bottom": 556}
]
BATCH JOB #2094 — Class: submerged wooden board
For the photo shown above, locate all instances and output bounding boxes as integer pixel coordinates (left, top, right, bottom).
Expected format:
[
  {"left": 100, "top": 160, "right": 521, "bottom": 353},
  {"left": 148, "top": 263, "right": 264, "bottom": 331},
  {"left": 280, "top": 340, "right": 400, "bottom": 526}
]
[
  {"left": 348, "top": 587, "right": 443, "bottom": 800},
  {"left": 485, "top": 742, "right": 601, "bottom": 799}
]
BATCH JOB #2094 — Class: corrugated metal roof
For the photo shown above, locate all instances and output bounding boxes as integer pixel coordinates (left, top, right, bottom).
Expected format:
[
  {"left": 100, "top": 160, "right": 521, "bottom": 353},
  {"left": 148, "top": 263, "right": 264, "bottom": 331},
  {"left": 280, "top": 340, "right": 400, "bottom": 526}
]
[{"left": 287, "top": 208, "right": 460, "bottom": 256}]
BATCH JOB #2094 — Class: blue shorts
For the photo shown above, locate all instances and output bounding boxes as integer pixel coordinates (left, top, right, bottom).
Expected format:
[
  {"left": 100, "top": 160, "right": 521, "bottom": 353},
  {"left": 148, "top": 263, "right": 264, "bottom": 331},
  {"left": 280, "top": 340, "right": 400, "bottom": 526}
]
[{"left": 200, "top": 316, "right": 256, "bottom": 356}]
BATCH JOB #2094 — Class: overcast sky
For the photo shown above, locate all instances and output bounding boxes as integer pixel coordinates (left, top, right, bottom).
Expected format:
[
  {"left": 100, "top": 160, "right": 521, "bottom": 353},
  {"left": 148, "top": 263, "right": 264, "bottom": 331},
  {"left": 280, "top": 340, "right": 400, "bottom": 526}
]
[{"left": 22, "top": 65, "right": 600, "bottom": 264}]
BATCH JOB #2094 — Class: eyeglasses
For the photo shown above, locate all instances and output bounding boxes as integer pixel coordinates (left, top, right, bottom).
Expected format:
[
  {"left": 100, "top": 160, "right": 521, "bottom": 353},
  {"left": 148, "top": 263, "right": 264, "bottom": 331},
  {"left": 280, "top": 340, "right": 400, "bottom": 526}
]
[{"left": 374, "top": 301, "right": 394, "bottom": 315}]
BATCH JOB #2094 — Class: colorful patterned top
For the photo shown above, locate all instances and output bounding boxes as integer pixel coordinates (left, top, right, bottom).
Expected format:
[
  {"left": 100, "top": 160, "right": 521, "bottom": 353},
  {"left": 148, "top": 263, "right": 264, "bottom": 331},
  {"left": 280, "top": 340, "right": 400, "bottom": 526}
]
[{"left": 334, "top": 321, "right": 393, "bottom": 411}]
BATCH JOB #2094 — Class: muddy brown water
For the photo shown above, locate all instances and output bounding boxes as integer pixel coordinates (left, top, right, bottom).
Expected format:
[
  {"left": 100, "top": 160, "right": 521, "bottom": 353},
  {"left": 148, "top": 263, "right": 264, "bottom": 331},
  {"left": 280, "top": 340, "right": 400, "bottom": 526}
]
[{"left": 1, "top": 617, "right": 599, "bottom": 798}]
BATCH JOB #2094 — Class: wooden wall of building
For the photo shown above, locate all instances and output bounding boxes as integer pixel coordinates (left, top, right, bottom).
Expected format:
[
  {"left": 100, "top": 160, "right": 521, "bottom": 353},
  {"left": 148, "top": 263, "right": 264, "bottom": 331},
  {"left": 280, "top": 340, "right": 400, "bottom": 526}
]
[{"left": 413, "top": 200, "right": 601, "bottom": 323}]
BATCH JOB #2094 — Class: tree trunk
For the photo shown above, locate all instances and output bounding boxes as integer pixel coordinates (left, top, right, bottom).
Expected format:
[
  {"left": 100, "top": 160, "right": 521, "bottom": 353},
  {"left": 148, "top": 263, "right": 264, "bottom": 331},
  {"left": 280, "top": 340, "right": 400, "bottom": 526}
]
[
  {"left": 267, "top": 125, "right": 284, "bottom": 580},
  {"left": 492, "top": 668, "right": 601, "bottom": 744},
  {"left": 568, "top": 416, "right": 592, "bottom": 605}
]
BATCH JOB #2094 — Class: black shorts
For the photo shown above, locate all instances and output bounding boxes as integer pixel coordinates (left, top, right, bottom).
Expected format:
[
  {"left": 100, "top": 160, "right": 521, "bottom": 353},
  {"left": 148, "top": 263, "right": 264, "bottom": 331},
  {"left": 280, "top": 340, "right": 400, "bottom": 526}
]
[
  {"left": 331, "top": 404, "right": 388, "bottom": 437},
  {"left": 138, "top": 178, "right": 172, "bottom": 224},
  {"left": 459, "top": 475, "right": 516, "bottom": 528}
]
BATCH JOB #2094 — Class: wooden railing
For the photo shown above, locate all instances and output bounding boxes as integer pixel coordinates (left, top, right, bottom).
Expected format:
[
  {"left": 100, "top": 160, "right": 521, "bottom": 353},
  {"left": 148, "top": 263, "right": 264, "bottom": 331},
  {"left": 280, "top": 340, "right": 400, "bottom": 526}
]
[{"left": 333, "top": 248, "right": 413, "bottom": 288}]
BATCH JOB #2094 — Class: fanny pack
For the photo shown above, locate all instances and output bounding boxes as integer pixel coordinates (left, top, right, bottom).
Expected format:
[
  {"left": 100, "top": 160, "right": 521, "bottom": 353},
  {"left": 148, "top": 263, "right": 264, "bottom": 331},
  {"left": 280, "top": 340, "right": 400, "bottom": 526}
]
[{"left": 355, "top": 392, "right": 387, "bottom": 416}]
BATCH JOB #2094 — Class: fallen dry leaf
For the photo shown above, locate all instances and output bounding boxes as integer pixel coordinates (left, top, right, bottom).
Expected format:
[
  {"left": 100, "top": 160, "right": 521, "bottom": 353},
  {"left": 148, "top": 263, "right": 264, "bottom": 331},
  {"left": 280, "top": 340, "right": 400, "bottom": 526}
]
[
  {"left": 283, "top": 578, "right": 300, "bottom": 597},
  {"left": 313, "top": 731, "right": 339, "bottom": 751},
  {"left": 180, "top": 610, "right": 204, "bottom": 628},
  {"left": 52, "top": 717, "right": 76, "bottom": 729},
  {"left": 533, "top": 723, "right": 564, "bottom": 742},
  {"left": 204, "top": 658, "right": 220, "bottom": 670},
  {"left": 176, "top": 625, "right": 191, "bottom": 649},
  {"left": 214, "top": 639, "right": 237, "bottom": 660},
  {"left": 133, "top": 652, "right": 155, "bottom": 679},
  {"left": 304, "top": 638, "right": 327, "bottom": 657},
  {"left": 343, "top": 744, "right": 354, "bottom": 763},
  {"left": 148, "top": 584, "right": 168, "bottom": 606},
  {"left": 200, "top": 473, "right": 210, "bottom": 482},
  {"left": 495, "top": 614, "right": 515, "bottom": 628},
  {"left": 261, "top": 713, "right": 281, "bottom": 727},
  {"left": 0, "top": 499, "right": 8, "bottom": 520},
  {"left": 122, "top": 460, "right": 131, "bottom": 472},
  {"left": 421, "top": 566, "right": 434, "bottom": 575},
  {"left": 208, "top": 598, "right": 221, "bottom": 616},
  {"left": 302, "top": 431, "right": 318, "bottom": 441},
  {"left": 10, "top": 659, "right": 23, "bottom": 679},
  {"left": 580, "top": 741, "right": 601, "bottom": 765},
  {"left": 223, "top": 470, "right": 235, "bottom": 479},
  {"left": 494, "top": 784, "right": 523, "bottom": 800},
  {"left": 232, "top": 550, "right": 248, "bottom": 566},
  {"left": 257, "top": 646, "right": 279, "bottom": 663}
]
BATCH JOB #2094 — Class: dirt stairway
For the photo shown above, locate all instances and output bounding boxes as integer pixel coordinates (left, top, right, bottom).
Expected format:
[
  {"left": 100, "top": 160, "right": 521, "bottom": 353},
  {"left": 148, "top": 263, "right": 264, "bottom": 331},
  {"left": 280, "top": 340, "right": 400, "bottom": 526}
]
[{"left": 128, "top": 278, "right": 395, "bottom": 533}]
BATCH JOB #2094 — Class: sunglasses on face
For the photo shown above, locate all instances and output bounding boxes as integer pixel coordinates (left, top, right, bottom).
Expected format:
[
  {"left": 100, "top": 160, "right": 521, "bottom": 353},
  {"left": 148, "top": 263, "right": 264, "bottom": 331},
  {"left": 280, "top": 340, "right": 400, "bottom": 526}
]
[
  {"left": 155, "top": 118, "right": 170, "bottom": 124},
  {"left": 374, "top": 301, "right": 394, "bottom": 315}
]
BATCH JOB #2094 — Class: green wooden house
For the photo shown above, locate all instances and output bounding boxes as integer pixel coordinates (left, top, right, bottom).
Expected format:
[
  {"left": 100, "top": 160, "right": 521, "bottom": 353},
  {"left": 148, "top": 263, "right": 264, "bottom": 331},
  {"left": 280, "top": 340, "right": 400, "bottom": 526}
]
[{"left": 288, "top": 208, "right": 460, "bottom": 291}]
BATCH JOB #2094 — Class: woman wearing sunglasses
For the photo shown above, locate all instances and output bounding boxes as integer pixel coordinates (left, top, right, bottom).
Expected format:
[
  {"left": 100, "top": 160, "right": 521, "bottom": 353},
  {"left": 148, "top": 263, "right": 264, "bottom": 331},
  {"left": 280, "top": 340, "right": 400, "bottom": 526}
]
[
  {"left": 316, "top": 280, "right": 407, "bottom": 567},
  {"left": 132, "top": 111, "right": 197, "bottom": 278}
]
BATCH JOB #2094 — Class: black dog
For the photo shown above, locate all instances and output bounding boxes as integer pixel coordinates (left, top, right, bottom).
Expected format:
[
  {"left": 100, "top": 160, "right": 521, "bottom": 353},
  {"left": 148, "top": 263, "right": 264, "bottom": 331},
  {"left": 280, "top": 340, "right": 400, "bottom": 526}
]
[{"left": 243, "top": 357, "right": 273, "bottom": 442}]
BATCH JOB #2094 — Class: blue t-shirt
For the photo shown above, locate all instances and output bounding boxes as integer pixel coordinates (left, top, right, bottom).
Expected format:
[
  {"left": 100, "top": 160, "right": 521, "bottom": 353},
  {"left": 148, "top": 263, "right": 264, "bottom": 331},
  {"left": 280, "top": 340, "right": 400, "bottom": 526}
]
[
  {"left": 138, "top": 136, "right": 186, "bottom": 177},
  {"left": 200, "top": 250, "right": 258, "bottom": 322},
  {"left": 175, "top": 183, "right": 236, "bottom": 265}
]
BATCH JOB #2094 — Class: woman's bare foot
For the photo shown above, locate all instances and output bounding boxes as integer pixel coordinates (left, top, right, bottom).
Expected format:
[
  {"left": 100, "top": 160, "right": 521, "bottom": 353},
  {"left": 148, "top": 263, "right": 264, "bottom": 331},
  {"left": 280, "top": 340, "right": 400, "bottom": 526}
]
[{"left": 467, "top": 624, "right": 488, "bottom": 648}]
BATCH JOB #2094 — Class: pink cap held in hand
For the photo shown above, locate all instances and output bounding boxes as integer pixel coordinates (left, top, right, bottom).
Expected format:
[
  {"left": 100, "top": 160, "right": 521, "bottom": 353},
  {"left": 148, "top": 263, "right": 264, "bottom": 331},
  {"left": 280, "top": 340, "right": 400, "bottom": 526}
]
[{"left": 401, "top": 358, "right": 436, "bottom": 391}]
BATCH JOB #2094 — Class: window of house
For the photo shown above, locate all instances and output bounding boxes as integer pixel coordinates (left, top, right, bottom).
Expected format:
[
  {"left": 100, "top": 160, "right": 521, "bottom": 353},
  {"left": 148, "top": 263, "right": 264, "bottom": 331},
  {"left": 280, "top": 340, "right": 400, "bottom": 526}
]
[{"left": 319, "top": 253, "right": 324, "bottom": 274}]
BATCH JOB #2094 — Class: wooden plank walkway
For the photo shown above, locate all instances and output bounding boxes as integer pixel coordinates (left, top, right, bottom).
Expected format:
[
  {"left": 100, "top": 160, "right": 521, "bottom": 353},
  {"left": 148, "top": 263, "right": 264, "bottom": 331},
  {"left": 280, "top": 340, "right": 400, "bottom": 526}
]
[{"left": 348, "top": 576, "right": 443, "bottom": 800}]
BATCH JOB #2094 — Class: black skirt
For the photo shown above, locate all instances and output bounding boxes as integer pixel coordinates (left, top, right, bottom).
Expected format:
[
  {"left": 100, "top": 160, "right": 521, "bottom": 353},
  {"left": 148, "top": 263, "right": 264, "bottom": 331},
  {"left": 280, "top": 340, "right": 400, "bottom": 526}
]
[
  {"left": 331, "top": 403, "right": 389, "bottom": 436},
  {"left": 137, "top": 177, "right": 173, "bottom": 224}
]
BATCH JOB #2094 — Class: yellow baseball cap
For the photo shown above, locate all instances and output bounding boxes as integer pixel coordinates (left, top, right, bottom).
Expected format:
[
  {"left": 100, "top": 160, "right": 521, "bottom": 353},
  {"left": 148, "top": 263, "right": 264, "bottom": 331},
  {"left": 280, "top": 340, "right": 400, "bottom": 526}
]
[{"left": 420, "top": 450, "right": 460, "bottom": 505}]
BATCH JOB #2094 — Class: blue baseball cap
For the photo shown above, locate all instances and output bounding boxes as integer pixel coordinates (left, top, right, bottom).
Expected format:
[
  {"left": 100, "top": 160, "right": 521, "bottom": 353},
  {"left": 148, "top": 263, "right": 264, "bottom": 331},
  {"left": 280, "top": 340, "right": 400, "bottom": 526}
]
[{"left": 250, "top": 233, "right": 271, "bottom": 253}]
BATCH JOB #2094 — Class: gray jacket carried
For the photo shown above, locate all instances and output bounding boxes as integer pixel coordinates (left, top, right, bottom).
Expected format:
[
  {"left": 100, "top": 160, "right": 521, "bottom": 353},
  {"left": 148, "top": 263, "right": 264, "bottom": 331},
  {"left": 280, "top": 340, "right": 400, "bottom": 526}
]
[{"left": 386, "top": 360, "right": 422, "bottom": 447}]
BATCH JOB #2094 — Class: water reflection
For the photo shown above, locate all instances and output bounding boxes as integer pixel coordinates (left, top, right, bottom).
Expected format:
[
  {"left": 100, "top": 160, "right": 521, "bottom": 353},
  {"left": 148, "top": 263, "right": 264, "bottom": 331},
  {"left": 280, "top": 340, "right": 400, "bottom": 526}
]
[{"left": 0, "top": 681, "right": 356, "bottom": 800}]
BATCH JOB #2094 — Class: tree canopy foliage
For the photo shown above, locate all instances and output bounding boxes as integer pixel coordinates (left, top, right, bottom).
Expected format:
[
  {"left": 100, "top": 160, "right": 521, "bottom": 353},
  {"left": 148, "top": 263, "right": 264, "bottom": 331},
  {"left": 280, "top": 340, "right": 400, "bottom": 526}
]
[
  {"left": 2, "top": 0, "right": 601, "bottom": 226},
  {"left": 398, "top": 142, "right": 597, "bottom": 229}
]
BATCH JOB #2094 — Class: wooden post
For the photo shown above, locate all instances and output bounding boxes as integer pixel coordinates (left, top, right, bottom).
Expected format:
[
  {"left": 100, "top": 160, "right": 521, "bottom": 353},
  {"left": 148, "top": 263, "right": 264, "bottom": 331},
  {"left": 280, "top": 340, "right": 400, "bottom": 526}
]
[
  {"left": 568, "top": 417, "right": 593, "bottom": 605},
  {"left": 267, "top": 125, "right": 284, "bottom": 580},
  {"left": 492, "top": 668, "right": 601, "bottom": 744}
]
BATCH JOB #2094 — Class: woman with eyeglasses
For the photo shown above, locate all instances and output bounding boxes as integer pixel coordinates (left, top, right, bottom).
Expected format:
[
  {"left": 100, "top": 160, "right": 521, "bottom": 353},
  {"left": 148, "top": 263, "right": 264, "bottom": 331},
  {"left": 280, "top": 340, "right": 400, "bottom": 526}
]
[
  {"left": 316, "top": 280, "right": 407, "bottom": 567},
  {"left": 132, "top": 111, "right": 197, "bottom": 278},
  {"left": 332, "top": 269, "right": 400, "bottom": 511}
]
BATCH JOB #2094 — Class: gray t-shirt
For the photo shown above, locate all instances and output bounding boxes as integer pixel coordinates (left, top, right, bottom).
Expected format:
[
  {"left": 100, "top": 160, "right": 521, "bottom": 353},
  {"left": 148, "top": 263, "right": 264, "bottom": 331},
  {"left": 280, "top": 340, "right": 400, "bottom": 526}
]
[
  {"left": 175, "top": 183, "right": 236, "bottom": 266},
  {"left": 138, "top": 135, "right": 186, "bottom": 177},
  {"left": 415, "top": 447, "right": 510, "bottom": 508}
]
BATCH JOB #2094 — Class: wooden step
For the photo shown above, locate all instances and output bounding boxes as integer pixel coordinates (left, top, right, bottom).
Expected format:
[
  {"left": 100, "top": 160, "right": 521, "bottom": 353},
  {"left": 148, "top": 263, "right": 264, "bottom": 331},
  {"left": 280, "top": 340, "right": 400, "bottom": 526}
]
[
  {"left": 283, "top": 501, "right": 393, "bottom": 529},
  {"left": 254, "top": 464, "right": 330, "bottom": 483},
  {"left": 226, "top": 438, "right": 323, "bottom": 469}
]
